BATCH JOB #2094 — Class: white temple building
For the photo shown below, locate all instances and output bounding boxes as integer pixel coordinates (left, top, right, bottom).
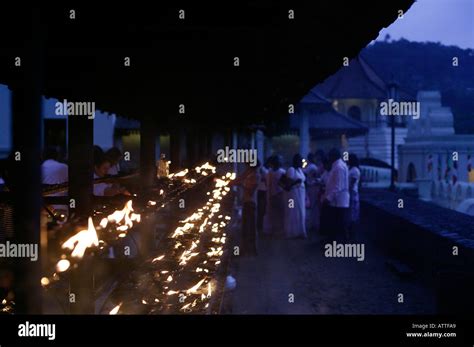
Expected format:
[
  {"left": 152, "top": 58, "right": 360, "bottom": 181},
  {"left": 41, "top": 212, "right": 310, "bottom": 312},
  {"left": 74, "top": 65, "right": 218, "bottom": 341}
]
[{"left": 398, "top": 91, "right": 474, "bottom": 215}]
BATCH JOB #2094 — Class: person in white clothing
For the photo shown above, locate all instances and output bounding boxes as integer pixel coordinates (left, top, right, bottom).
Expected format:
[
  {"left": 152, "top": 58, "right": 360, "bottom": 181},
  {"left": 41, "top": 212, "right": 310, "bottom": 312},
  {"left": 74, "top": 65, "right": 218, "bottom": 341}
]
[
  {"left": 304, "top": 152, "right": 322, "bottom": 232},
  {"left": 321, "top": 148, "right": 349, "bottom": 240},
  {"left": 263, "top": 155, "right": 285, "bottom": 236},
  {"left": 94, "top": 153, "right": 130, "bottom": 196},
  {"left": 283, "top": 154, "right": 307, "bottom": 239},
  {"left": 41, "top": 147, "right": 68, "bottom": 186},
  {"left": 42, "top": 147, "right": 69, "bottom": 215},
  {"left": 348, "top": 153, "right": 361, "bottom": 238}
]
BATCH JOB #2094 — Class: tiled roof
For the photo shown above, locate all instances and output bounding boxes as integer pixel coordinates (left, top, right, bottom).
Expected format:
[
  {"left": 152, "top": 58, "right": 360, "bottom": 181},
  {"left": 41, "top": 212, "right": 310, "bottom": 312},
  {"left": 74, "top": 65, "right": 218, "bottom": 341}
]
[
  {"left": 310, "top": 55, "right": 414, "bottom": 100},
  {"left": 290, "top": 100, "right": 368, "bottom": 138}
]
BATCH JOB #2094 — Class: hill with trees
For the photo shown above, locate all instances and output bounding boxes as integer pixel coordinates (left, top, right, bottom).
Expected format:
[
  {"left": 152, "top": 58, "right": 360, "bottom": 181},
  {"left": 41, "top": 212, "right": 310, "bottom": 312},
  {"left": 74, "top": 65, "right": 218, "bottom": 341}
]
[{"left": 361, "top": 39, "right": 474, "bottom": 134}]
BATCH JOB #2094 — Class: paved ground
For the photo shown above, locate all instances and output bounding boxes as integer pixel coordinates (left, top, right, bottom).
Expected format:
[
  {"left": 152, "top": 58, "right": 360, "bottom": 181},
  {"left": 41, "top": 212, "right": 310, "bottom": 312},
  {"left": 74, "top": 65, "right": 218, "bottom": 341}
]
[{"left": 229, "top": 227, "right": 436, "bottom": 314}]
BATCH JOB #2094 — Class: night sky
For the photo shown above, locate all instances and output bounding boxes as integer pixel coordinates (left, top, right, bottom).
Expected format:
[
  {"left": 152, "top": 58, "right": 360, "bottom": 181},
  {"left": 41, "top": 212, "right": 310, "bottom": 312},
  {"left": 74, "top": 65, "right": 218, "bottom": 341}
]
[{"left": 375, "top": 0, "right": 474, "bottom": 49}]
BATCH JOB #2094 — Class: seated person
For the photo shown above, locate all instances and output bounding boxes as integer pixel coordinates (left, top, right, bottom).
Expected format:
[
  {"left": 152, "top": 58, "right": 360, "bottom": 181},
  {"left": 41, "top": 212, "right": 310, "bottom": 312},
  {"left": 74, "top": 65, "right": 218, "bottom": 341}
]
[
  {"left": 105, "top": 147, "right": 122, "bottom": 176},
  {"left": 41, "top": 146, "right": 68, "bottom": 187},
  {"left": 41, "top": 147, "right": 69, "bottom": 215},
  {"left": 94, "top": 154, "right": 130, "bottom": 196}
]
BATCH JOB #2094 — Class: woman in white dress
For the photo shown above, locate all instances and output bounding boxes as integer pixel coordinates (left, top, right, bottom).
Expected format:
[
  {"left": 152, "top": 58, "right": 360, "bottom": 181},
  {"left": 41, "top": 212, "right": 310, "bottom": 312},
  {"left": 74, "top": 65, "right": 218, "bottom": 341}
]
[
  {"left": 263, "top": 155, "right": 285, "bottom": 236},
  {"left": 284, "top": 154, "right": 307, "bottom": 239},
  {"left": 304, "top": 152, "right": 324, "bottom": 232},
  {"left": 348, "top": 153, "right": 361, "bottom": 239}
]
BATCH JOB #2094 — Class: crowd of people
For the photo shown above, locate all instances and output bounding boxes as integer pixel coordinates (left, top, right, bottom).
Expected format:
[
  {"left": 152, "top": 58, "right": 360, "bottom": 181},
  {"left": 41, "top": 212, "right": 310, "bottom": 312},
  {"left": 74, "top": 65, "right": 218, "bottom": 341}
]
[
  {"left": 234, "top": 148, "right": 361, "bottom": 255},
  {"left": 41, "top": 145, "right": 129, "bottom": 197}
]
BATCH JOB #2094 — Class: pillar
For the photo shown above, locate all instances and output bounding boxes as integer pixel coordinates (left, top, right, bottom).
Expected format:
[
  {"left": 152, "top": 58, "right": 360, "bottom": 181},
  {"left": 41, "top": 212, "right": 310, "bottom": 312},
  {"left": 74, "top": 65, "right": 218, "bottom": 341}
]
[
  {"left": 299, "top": 111, "right": 310, "bottom": 159},
  {"left": 140, "top": 117, "right": 156, "bottom": 188},
  {"left": 10, "top": 8, "right": 43, "bottom": 314},
  {"left": 256, "top": 129, "right": 264, "bottom": 165}
]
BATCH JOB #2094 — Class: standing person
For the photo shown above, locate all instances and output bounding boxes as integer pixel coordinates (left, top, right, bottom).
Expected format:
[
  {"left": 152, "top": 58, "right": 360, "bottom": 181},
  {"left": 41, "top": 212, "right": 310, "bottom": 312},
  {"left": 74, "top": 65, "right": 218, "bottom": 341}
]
[
  {"left": 256, "top": 159, "right": 269, "bottom": 233},
  {"left": 234, "top": 162, "right": 260, "bottom": 255},
  {"left": 157, "top": 153, "right": 170, "bottom": 178},
  {"left": 348, "top": 153, "right": 361, "bottom": 240},
  {"left": 284, "top": 154, "right": 307, "bottom": 239},
  {"left": 304, "top": 152, "right": 321, "bottom": 233},
  {"left": 322, "top": 148, "right": 350, "bottom": 241},
  {"left": 318, "top": 156, "right": 331, "bottom": 240},
  {"left": 263, "top": 155, "right": 285, "bottom": 237},
  {"left": 105, "top": 147, "right": 123, "bottom": 176}
]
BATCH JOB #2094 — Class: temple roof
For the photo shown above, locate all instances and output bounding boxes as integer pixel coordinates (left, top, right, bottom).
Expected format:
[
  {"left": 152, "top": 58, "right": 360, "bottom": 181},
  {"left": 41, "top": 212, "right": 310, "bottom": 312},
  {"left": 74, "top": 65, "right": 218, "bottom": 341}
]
[
  {"left": 311, "top": 55, "right": 414, "bottom": 101},
  {"left": 290, "top": 96, "right": 368, "bottom": 138}
]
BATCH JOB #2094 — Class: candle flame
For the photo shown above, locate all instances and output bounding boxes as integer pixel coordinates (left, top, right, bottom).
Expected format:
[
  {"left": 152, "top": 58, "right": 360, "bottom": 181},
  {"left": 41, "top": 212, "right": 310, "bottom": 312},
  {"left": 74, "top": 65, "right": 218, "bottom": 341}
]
[
  {"left": 100, "top": 218, "right": 108, "bottom": 228},
  {"left": 109, "top": 303, "right": 122, "bottom": 315},
  {"left": 152, "top": 255, "right": 165, "bottom": 262},
  {"left": 186, "top": 278, "right": 206, "bottom": 294},
  {"left": 62, "top": 218, "right": 99, "bottom": 258},
  {"left": 207, "top": 282, "right": 212, "bottom": 298},
  {"left": 106, "top": 200, "right": 141, "bottom": 231},
  {"left": 56, "top": 259, "right": 70, "bottom": 272}
]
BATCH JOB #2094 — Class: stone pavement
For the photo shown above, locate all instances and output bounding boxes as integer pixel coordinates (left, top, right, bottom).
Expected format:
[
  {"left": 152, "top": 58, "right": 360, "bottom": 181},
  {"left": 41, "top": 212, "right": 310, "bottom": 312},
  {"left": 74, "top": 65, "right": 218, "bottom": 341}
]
[{"left": 229, "top": 228, "right": 436, "bottom": 314}]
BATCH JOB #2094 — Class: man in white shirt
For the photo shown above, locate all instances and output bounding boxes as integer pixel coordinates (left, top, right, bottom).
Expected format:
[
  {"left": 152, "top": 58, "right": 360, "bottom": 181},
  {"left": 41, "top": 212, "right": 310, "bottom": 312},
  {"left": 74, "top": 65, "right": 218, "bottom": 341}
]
[
  {"left": 42, "top": 147, "right": 68, "bottom": 214},
  {"left": 322, "top": 148, "right": 350, "bottom": 239},
  {"left": 42, "top": 147, "right": 68, "bottom": 186}
]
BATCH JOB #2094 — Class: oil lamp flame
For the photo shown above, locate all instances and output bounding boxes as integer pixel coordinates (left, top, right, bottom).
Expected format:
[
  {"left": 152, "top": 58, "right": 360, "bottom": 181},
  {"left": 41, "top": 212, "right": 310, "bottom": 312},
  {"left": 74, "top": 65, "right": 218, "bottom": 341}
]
[
  {"left": 62, "top": 218, "right": 99, "bottom": 258},
  {"left": 109, "top": 303, "right": 122, "bottom": 315}
]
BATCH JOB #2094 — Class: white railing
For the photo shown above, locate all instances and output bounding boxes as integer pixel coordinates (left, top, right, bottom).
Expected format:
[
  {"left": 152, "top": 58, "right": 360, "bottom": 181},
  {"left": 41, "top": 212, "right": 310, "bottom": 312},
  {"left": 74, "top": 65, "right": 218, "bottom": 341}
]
[
  {"left": 431, "top": 180, "right": 474, "bottom": 202},
  {"left": 360, "top": 165, "right": 391, "bottom": 188},
  {"left": 429, "top": 180, "right": 474, "bottom": 215}
]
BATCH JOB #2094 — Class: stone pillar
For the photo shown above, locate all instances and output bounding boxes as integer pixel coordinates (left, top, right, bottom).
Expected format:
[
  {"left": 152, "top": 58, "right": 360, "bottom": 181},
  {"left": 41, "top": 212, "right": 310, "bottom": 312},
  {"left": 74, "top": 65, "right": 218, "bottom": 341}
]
[
  {"left": 299, "top": 111, "right": 309, "bottom": 159},
  {"left": 140, "top": 117, "right": 156, "bottom": 188},
  {"left": 256, "top": 129, "right": 264, "bottom": 165},
  {"left": 11, "top": 88, "right": 43, "bottom": 314},
  {"left": 155, "top": 135, "right": 161, "bottom": 162},
  {"left": 232, "top": 130, "right": 238, "bottom": 175}
]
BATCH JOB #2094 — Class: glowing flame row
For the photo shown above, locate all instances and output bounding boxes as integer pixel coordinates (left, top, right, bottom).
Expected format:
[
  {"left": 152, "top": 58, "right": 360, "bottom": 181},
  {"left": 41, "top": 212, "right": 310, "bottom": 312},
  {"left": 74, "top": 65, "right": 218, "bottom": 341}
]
[
  {"left": 195, "top": 162, "right": 216, "bottom": 175},
  {"left": 168, "top": 168, "right": 189, "bottom": 179},
  {"left": 158, "top": 171, "right": 234, "bottom": 312}
]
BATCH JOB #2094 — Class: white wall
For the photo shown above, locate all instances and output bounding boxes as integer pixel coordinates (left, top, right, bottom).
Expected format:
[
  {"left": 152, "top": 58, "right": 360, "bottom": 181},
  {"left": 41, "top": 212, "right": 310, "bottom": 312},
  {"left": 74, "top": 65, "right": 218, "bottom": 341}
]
[
  {"left": 42, "top": 97, "right": 116, "bottom": 151},
  {"left": 93, "top": 111, "right": 116, "bottom": 150}
]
